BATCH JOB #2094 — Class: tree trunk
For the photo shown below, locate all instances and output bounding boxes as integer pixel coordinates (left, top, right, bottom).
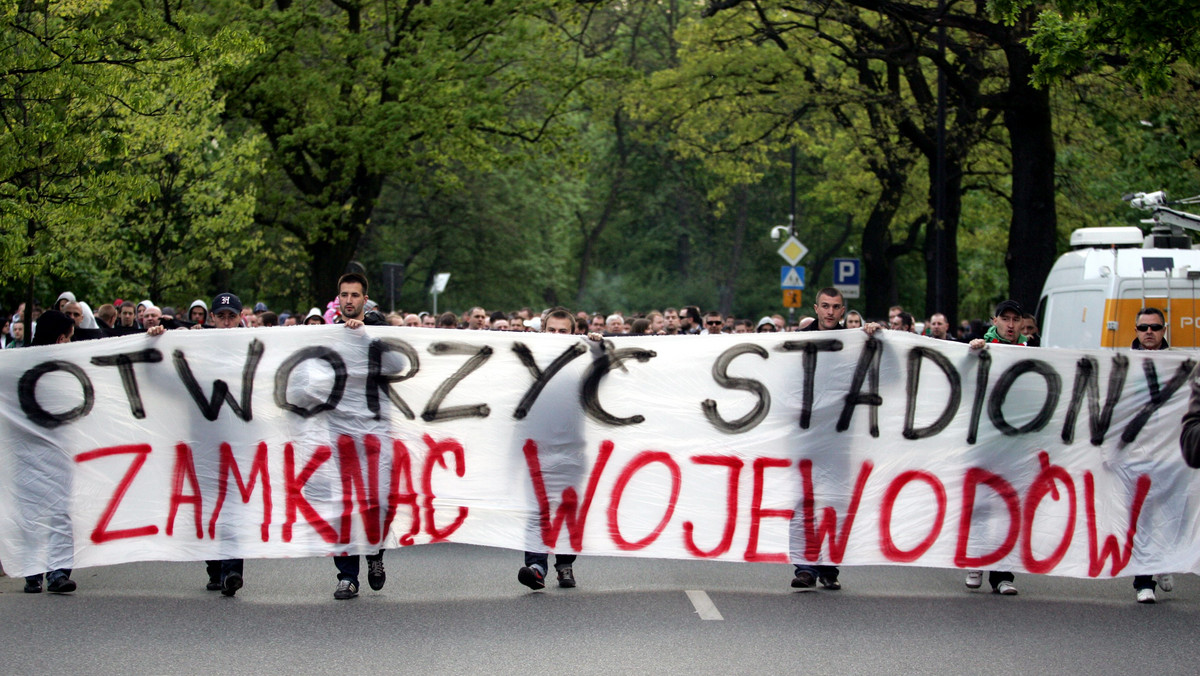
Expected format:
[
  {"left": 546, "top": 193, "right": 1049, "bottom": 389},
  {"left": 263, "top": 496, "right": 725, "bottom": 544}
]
[{"left": 1003, "top": 40, "right": 1058, "bottom": 312}]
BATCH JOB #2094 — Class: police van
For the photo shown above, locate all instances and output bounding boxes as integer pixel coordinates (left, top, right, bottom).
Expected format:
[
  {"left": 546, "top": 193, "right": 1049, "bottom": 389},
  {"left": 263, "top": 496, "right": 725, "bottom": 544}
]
[{"left": 1036, "top": 191, "right": 1200, "bottom": 350}]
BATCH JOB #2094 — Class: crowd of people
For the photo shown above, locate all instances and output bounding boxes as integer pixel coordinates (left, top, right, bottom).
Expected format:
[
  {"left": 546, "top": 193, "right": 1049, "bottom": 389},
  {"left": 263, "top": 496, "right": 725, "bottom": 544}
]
[
  {"left": 0, "top": 282, "right": 1189, "bottom": 606},
  {"left": 1, "top": 289, "right": 1043, "bottom": 347}
]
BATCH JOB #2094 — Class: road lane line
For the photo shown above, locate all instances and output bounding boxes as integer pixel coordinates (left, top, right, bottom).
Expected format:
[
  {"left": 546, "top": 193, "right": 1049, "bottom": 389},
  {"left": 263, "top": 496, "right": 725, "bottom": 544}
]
[{"left": 685, "top": 590, "right": 724, "bottom": 621}]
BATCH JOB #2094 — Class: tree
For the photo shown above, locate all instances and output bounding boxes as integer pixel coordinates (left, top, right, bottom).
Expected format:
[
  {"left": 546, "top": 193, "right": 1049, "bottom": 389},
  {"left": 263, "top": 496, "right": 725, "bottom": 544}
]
[{"left": 206, "top": 0, "right": 609, "bottom": 306}]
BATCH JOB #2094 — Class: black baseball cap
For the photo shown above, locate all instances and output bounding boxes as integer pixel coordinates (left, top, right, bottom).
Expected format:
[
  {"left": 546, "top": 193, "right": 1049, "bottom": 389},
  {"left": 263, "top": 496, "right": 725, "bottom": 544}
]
[
  {"left": 993, "top": 299, "right": 1023, "bottom": 317},
  {"left": 212, "top": 293, "right": 243, "bottom": 315}
]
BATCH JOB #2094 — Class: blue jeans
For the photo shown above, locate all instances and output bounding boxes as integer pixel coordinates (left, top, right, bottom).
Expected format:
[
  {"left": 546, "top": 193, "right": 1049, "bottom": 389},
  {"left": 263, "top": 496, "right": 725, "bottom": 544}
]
[
  {"left": 524, "top": 552, "right": 576, "bottom": 571},
  {"left": 26, "top": 568, "right": 71, "bottom": 585}
]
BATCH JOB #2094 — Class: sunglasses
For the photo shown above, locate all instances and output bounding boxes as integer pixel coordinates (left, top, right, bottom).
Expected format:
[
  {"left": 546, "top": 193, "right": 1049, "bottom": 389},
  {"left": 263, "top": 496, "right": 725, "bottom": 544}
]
[
  {"left": 1136, "top": 323, "right": 1165, "bottom": 332},
  {"left": 705, "top": 320, "right": 723, "bottom": 326}
]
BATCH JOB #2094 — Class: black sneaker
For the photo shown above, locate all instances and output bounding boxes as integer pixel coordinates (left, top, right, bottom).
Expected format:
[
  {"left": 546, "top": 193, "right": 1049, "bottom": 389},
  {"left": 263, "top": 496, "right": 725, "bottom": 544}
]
[
  {"left": 334, "top": 579, "right": 358, "bottom": 600},
  {"left": 206, "top": 580, "right": 222, "bottom": 591},
  {"left": 556, "top": 566, "right": 576, "bottom": 588},
  {"left": 221, "top": 572, "right": 243, "bottom": 597},
  {"left": 790, "top": 571, "right": 816, "bottom": 589},
  {"left": 367, "top": 557, "right": 386, "bottom": 591},
  {"left": 517, "top": 566, "right": 546, "bottom": 590},
  {"left": 24, "top": 577, "right": 42, "bottom": 594},
  {"left": 818, "top": 577, "right": 841, "bottom": 591},
  {"left": 47, "top": 577, "right": 76, "bottom": 594}
]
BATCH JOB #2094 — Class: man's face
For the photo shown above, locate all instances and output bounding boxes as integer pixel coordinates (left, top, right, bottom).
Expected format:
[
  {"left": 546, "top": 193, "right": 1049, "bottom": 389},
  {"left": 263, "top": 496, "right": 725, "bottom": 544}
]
[
  {"left": 733, "top": 322, "right": 749, "bottom": 334},
  {"left": 543, "top": 316, "right": 573, "bottom": 334},
  {"left": 339, "top": 282, "right": 367, "bottom": 319},
  {"left": 703, "top": 315, "right": 724, "bottom": 333},
  {"left": 12, "top": 322, "right": 23, "bottom": 341},
  {"left": 63, "top": 302, "right": 83, "bottom": 327},
  {"left": 813, "top": 293, "right": 845, "bottom": 330},
  {"left": 929, "top": 314, "right": 949, "bottom": 338},
  {"left": 680, "top": 312, "right": 695, "bottom": 329},
  {"left": 142, "top": 307, "right": 162, "bottom": 328},
  {"left": 467, "top": 308, "right": 487, "bottom": 330},
  {"left": 889, "top": 315, "right": 904, "bottom": 331},
  {"left": 136, "top": 305, "right": 146, "bottom": 322},
  {"left": 650, "top": 314, "right": 664, "bottom": 333},
  {"left": 492, "top": 318, "right": 509, "bottom": 331},
  {"left": 404, "top": 314, "right": 420, "bottom": 327},
  {"left": 993, "top": 310, "right": 1021, "bottom": 342},
  {"left": 664, "top": 311, "right": 679, "bottom": 329},
  {"left": 212, "top": 309, "right": 241, "bottom": 329},
  {"left": 120, "top": 305, "right": 136, "bottom": 326},
  {"left": 589, "top": 316, "right": 605, "bottom": 333},
  {"left": 1136, "top": 313, "right": 1166, "bottom": 350},
  {"left": 191, "top": 307, "right": 207, "bottom": 324},
  {"left": 606, "top": 316, "right": 624, "bottom": 334},
  {"left": 422, "top": 315, "right": 436, "bottom": 328}
]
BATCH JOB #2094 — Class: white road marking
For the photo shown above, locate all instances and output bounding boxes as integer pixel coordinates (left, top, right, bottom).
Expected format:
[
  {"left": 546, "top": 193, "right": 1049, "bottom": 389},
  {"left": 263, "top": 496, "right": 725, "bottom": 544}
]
[{"left": 685, "top": 589, "right": 724, "bottom": 621}]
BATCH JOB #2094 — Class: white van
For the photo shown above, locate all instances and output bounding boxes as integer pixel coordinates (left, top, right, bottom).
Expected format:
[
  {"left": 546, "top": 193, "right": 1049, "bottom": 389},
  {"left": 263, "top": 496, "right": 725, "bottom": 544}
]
[{"left": 1037, "top": 223, "right": 1200, "bottom": 350}]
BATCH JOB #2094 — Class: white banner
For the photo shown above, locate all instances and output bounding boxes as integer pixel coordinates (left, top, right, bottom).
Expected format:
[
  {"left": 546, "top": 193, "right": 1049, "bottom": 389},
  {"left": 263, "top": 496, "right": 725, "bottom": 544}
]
[{"left": 0, "top": 326, "right": 1196, "bottom": 579}]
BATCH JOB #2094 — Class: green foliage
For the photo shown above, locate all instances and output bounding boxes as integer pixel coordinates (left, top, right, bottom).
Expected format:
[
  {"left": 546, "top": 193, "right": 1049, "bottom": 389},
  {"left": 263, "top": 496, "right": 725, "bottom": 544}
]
[{"left": 994, "top": 0, "right": 1200, "bottom": 93}]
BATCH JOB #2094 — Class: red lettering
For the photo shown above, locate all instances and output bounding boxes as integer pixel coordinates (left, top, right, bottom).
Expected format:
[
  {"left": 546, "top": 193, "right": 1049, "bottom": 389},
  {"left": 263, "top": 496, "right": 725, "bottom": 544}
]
[
  {"left": 523, "top": 438, "right": 614, "bottom": 551},
  {"left": 283, "top": 443, "right": 337, "bottom": 543},
  {"left": 954, "top": 467, "right": 1020, "bottom": 569},
  {"left": 1085, "top": 471, "right": 1151, "bottom": 577},
  {"left": 607, "top": 451, "right": 681, "bottom": 551},
  {"left": 682, "top": 455, "right": 743, "bottom": 558},
  {"left": 799, "top": 459, "right": 873, "bottom": 563},
  {"left": 210, "top": 442, "right": 272, "bottom": 542},
  {"left": 74, "top": 444, "right": 159, "bottom": 543},
  {"left": 167, "top": 443, "right": 203, "bottom": 538},
  {"left": 421, "top": 434, "right": 468, "bottom": 542},
  {"left": 1021, "top": 452, "right": 1076, "bottom": 574},
  {"left": 336, "top": 434, "right": 383, "bottom": 545},
  {"left": 382, "top": 439, "right": 420, "bottom": 546},
  {"left": 744, "top": 457, "right": 792, "bottom": 563},
  {"left": 879, "top": 470, "right": 945, "bottom": 562}
]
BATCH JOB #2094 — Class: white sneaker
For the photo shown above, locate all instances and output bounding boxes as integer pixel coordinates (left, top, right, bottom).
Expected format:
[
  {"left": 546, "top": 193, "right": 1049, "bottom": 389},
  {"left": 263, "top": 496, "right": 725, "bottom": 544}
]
[
  {"left": 965, "top": 570, "right": 983, "bottom": 589},
  {"left": 1137, "top": 588, "right": 1157, "bottom": 604},
  {"left": 995, "top": 580, "right": 1018, "bottom": 595},
  {"left": 1156, "top": 574, "right": 1174, "bottom": 592}
]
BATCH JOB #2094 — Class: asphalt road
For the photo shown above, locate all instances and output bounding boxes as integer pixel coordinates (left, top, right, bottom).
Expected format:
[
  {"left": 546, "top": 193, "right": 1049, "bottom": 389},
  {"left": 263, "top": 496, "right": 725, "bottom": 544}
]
[{"left": 2, "top": 545, "right": 1196, "bottom": 675}]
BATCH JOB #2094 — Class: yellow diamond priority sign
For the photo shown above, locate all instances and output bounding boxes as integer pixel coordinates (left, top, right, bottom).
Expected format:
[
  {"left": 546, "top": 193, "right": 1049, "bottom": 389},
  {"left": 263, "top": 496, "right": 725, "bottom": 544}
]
[{"left": 777, "top": 236, "right": 808, "bottom": 266}]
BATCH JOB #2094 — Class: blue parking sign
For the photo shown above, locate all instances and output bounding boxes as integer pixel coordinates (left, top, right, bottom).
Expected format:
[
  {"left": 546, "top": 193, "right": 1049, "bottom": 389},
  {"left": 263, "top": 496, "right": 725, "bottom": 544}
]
[{"left": 833, "top": 258, "right": 860, "bottom": 285}]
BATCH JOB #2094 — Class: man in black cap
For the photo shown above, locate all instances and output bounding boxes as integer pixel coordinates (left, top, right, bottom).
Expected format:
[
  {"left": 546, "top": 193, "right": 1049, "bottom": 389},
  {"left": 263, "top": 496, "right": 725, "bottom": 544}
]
[{"left": 964, "top": 299, "right": 1028, "bottom": 596}]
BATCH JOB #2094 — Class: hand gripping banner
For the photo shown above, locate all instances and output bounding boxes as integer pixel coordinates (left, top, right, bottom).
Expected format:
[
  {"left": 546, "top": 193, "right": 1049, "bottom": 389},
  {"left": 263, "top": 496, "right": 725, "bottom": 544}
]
[{"left": 0, "top": 326, "right": 1196, "bottom": 579}]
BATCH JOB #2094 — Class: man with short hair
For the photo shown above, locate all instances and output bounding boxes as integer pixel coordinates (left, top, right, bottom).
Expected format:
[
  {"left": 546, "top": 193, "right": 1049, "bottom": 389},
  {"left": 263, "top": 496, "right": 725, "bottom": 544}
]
[
  {"left": 663, "top": 307, "right": 680, "bottom": 335},
  {"left": 332, "top": 272, "right": 389, "bottom": 599},
  {"left": 702, "top": 311, "right": 725, "bottom": 335},
  {"left": 646, "top": 311, "right": 665, "bottom": 334},
  {"left": 1132, "top": 308, "right": 1166, "bottom": 351},
  {"left": 889, "top": 311, "right": 915, "bottom": 333},
  {"left": 466, "top": 306, "right": 488, "bottom": 330},
  {"left": 421, "top": 313, "right": 436, "bottom": 328},
  {"left": 142, "top": 305, "right": 163, "bottom": 330},
  {"left": 517, "top": 308, "right": 587, "bottom": 591},
  {"left": 927, "top": 313, "right": 953, "bottom": 340},
  {"left": 589, "top": 314, "right": 606, "bottom": 334},
  {"left": 792, "top": 288, "right": 882, "bottom": 592},
  {"left": 604, "top": 313, "right": 625, "bottom": 335},
  {"left": 1130, "top": 306, "right": 1173, "bottom": 603},
  {"left": 679, "top": 306, "right": 702, "bottom": 334}
]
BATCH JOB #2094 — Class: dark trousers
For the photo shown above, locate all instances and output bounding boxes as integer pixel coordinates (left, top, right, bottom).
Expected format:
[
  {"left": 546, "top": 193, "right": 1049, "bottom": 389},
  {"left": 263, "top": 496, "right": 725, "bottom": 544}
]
[
  {"left": 794, "top": 564, "right": 838, "bottom": 580},
  {"left": 1134, "top": 575, "right": 1157, "bottom": 591},
  {"left": 989, "top": 570, "right": 1014, "bottom": 587},
  {"left": 206, "top": 559, "right": 243, "bottom": 582},
  {"left": 524, "top": 552, "right": 576, "bottom": 571},
  {"left": 335, "top": 551, "right": 383, "bottom": 584},
  {"left": 25, "top": 568, "right": 71, "bottom": 585}
]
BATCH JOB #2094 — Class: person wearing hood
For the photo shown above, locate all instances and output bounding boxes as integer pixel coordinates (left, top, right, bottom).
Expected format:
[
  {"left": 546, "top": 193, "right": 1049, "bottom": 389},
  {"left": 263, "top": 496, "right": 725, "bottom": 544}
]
[
  {"left": 53, "top": 291, "right": 76, "bottom": 313},
  {"left": 187, "top": 299, "right": 210, "bottom": 329},
  {"left": 302, "top": 307, "right": 326, "bottom": 325}
]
